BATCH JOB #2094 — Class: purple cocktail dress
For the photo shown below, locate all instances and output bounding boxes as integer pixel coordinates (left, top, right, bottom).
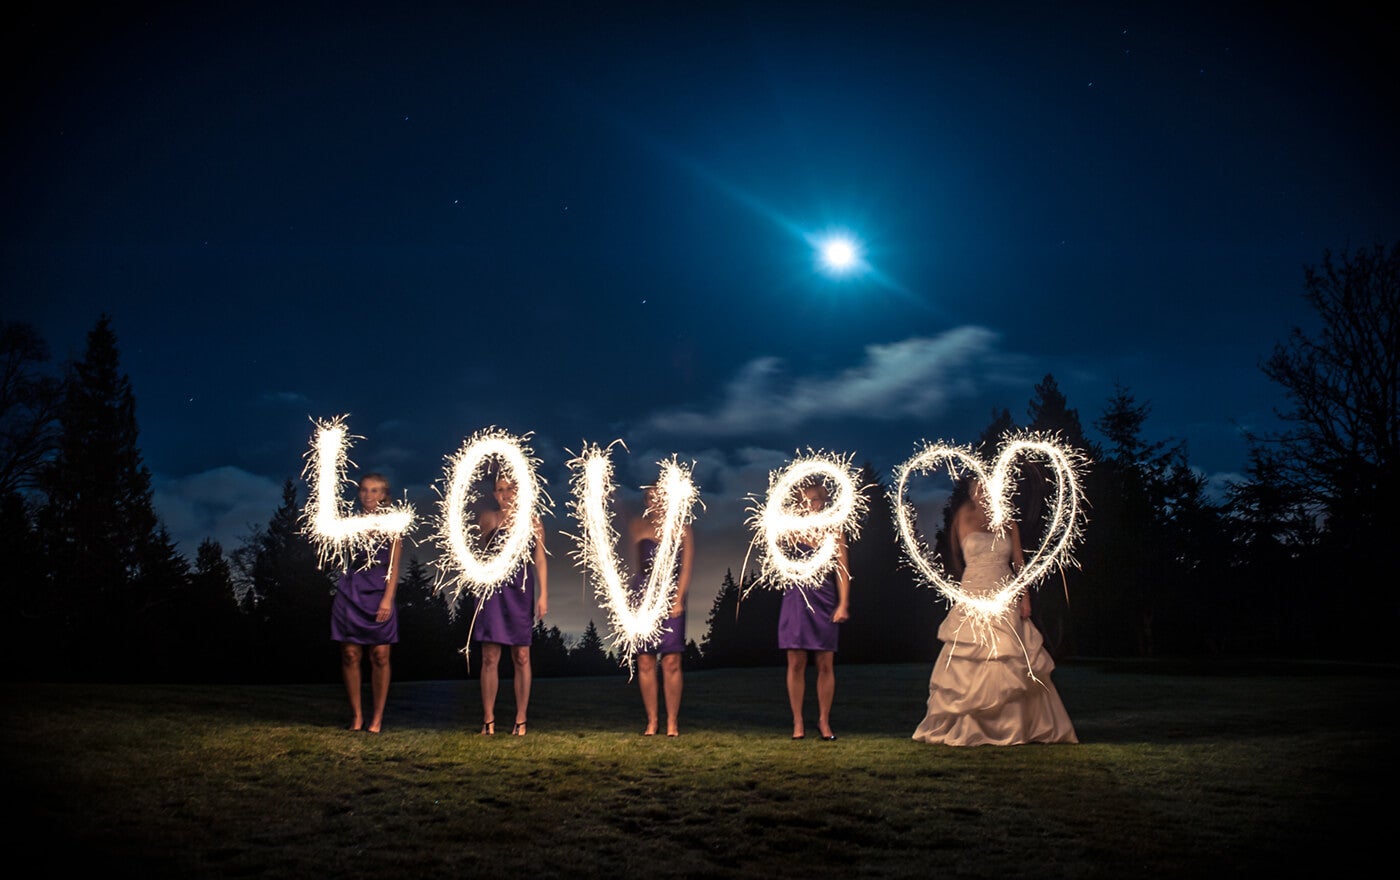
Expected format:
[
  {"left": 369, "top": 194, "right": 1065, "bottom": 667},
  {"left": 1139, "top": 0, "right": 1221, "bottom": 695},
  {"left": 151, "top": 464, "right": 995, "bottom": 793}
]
[
  {"left": 473, "top": 527, "right": 535, "bottom": 647},
  {"left": 634, "top": 538, "right": 686, "bottom": 655},
  {"left": 777, "top": 542, "right": 840, "bottom": 652},
  {"left": 331, "top": 541, "right": 398, "bottom": 646}
]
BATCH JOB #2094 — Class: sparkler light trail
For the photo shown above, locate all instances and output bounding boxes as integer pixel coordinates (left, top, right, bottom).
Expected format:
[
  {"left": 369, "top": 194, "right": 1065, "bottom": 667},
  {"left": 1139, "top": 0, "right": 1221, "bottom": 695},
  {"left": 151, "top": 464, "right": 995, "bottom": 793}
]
[
  {"left": 431, "top": 428, "right": 549, "bottom": 619},
  {"left": 891, "top": 433, "right": 1087, "bottom": 639},
  {"left": 565, "top": 442, "right": 701, "bottom": 665},
  {"left": 744, "top": 451, "right": 868, "bottom": 594},
  {"left": 299, "top": 415, "right": 415, "bottom": 572}
]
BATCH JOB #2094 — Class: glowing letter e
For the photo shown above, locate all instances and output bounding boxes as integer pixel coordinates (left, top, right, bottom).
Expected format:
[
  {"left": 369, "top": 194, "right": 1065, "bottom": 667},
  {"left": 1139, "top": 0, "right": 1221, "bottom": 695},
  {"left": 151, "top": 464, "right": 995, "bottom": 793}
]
[{"left": 755, "top": 455, "right": 862, "bottom": 588}]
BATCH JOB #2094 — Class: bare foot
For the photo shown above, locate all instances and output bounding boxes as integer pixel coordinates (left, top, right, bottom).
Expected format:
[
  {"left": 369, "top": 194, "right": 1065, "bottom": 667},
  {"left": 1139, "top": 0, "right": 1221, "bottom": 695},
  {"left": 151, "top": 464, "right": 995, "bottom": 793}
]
[
  {"left": 643, "top": 720, "right": 659, "bottom": 736},
  {"left": 348, "top": 718, "right": 364, "bottom": 732}
]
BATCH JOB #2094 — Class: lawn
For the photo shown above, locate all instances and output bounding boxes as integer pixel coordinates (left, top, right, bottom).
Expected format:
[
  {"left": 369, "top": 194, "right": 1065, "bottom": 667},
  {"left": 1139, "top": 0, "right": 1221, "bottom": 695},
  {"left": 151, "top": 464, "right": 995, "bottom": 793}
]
[{"left": 4, "top": 659, "right": 1393, "bottom": 878}]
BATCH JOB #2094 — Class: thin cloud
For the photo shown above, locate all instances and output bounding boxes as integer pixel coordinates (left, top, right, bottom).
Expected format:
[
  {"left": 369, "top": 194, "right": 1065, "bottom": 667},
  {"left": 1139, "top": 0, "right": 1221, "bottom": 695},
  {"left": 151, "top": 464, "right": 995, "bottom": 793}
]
[
  {"left": 153, "top": 466, "right": 285, "bottom": 558},
  {"left": 260, "top": 391, "right": 310, "bottom": 406},
  {"left": 645, "top": 327, "right": 1019, "bottom": 438}
]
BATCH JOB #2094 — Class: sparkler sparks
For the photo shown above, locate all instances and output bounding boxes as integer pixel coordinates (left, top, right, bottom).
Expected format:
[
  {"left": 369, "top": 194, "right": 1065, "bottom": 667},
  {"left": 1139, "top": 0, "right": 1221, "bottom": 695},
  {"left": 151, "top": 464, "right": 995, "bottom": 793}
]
[
  {"left": 565, "top": 442, "right": 701, "bottom": 664},
  {"left": 891, "top": 433, "right": 1087, "bottom": 637},
  {"left": 431, "top": 428, "right": 549, "bottom": 619},
  {"left": 745, "top": 451, "right": 868, "bottom": 593},
  {"left": 299, "top": 415, "right": 415, "bottom": 572}
]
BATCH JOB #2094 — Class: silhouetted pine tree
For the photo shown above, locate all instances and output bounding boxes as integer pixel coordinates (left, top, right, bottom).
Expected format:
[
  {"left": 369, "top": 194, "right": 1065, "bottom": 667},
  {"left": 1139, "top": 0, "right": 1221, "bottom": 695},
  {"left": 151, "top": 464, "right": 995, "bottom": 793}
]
[
  {"left": 1154, "top": 460, "right": 1231, "bottom": 654},
  {"left": 844, "top": 463, "right": 936, "bottom": 663},
  {"left": 181, "top": 539, "right": 246, "bottom": 682},
  {"left": 234, "top": 479, "right": 334, "bottom": 682},
  {"left": 1026, "top": 374, "right": 1091, "bottom": 452},
  {"left": 35, "top": 316, "right": 189, "bottom": 680},
  {"left": 4, "top": 489, "right": 46, "bottom": 680},
  {"left": 734, "top": 571, "right": 783, "bottom": 668},
  {"left": 699, "top": 568, "right": 780, "bottom": 668},
  {"left": 1222, "top": 447, "right": 1321, "bottom": 655},
  {"left": 570, "top": 619, "right": 618, "bottom": 675},
  {"left": 395, "top": 554, "right": 463, "bottom": 681},
  {"left": 1023, "top": 374, "right": 1093, "bottom": 659},
  {"left": 1074, "top": 384, "right": 1225, "bottom": 656},
  {"left": 976, "top": 406, "right": 1016, "bottom": 452},
  {"left": 683, "top": 639, "right": 704, "bottom": 669},
  {"left": 530, "top": 621, "right": 572, "bottom": 677},
  {"left": 1073, "top": 386, "right": 1166, "bottom": 656},
  {"left": 699, "top": 569, "right": 741, "bottom": 668}
]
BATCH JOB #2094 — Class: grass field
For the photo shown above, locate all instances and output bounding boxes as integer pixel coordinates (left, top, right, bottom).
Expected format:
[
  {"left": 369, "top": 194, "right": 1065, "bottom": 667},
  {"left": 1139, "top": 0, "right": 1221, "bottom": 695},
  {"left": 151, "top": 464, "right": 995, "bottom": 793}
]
[{"left": 4, "top": 659, "right": 1394, "bottom": 878}]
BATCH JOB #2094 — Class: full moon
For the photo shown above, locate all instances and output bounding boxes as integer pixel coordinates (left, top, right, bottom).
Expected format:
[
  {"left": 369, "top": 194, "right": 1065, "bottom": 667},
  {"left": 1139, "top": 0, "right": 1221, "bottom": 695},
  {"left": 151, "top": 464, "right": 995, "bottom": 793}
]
[{"left": 818, "top": 235, "right": 860, "bottom": 275}]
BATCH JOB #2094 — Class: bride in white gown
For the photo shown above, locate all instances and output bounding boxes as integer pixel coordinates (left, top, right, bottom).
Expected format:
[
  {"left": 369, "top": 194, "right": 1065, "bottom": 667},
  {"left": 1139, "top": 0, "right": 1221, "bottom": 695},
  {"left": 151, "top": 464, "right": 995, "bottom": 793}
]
[{"left": 912, "top": 478, "right": 1077, "bottom": 746}]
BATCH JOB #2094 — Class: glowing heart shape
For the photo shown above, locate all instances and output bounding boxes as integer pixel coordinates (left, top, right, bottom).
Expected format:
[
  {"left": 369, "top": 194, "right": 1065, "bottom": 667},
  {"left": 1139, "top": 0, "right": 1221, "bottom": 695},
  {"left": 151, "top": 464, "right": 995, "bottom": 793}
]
[{"left": 892, "top": 435, "right": 1086, "bottom": 625}]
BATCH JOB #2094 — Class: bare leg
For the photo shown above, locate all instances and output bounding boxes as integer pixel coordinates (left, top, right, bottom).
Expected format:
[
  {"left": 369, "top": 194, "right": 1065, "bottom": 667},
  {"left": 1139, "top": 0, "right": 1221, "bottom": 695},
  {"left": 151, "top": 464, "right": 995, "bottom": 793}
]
[
  {"left": 341, "top": 644, "right": 364, "bottom": 730},
  {"left": 786, "top": 649, "right": 808, "bottom": 738},
  {"left": 479, "top": 643, "right": 502, "bottom": 734},
  {"left": 661, "top": 652, "right": 683, "bottom": 736},
  {"left": 366, "top": 644, "right": 391, "bottom": 733},
  {"left": 511, "top": 645, "right": 532, "bottom": 734},
  {"left": 815, "top": 651, "right": 836, "bottom": 739},
  {"left": 637, "top": 653, "right": 659, "bottom": 735}
]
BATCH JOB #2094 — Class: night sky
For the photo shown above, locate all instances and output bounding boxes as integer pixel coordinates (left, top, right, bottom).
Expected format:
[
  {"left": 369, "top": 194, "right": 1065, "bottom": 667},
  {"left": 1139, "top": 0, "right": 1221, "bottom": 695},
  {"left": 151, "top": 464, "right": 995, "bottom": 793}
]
[{"left": 4, "top": 1, "right": 1396, "bottom": 640}]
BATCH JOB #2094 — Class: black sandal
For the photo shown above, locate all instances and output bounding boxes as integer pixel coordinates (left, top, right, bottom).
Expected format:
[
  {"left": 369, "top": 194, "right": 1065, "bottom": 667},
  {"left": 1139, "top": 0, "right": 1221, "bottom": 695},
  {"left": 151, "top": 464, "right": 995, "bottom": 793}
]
[
  {"left": 481, "top": 719, "right": 496, "bottom": 735},
  {"left": 512, "top": 720, "right": 527, "bottom": 736}
]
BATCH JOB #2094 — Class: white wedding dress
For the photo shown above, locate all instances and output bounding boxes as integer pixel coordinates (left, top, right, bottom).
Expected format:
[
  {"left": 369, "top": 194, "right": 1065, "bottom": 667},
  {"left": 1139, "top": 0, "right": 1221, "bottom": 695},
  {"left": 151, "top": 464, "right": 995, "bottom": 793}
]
[{"left": 912, "top": 531, "right": 1078, "bottom": 746}]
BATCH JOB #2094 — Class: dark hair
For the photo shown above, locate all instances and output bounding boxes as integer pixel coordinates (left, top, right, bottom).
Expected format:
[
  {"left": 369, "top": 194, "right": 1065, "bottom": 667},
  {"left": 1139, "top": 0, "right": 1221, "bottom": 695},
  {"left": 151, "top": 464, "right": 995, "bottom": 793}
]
[
  {"left": 937, "top": 478, "right": 977, "bottom": 581},
  {"left": 360, "top": 472, "right": 390, "bottom": 492},
  {"left": 947, "top": 476, "right": 980, "bottom": 518}
]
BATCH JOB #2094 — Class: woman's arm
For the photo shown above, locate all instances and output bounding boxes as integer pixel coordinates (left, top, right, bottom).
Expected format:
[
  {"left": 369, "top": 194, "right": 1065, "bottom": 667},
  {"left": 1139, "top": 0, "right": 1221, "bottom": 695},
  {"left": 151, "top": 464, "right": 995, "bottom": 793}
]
[
  {"left": 1010, "top": 521, "right": 1031, "bottom": 619},
  {"left": 533, "top": 517, "right": 548, "bottom": 618},
  {"left": 671, "top": 524, "right": 694, "bottom": 617},
  {"left": 377, "top": 537, "right": 402, "bottom": 622},
  {"left": 949, "top": 510, "right": 966, "bottom": 578},
  {"left": 1009, "top": 520, "right": 1026, "bottom": 571},
  {"left": 832, "top": 531, "right": 851, "bottom": 623}
]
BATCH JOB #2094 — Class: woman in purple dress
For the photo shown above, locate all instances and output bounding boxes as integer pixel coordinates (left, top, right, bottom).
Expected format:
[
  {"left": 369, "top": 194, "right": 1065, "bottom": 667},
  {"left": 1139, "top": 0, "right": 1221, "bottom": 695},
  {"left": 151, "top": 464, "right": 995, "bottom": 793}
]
[
  {"left": 631, "top": 485, "right": 694, "bottom": 737},
  {"left": 777, "top": 481, "right": 850, "bottom": 741},
  {"left": 475, "top": 474, "right": 548, "bottom": 736},
  {"left": 331, "top": 473, "right": 404, "bottom": 733}
]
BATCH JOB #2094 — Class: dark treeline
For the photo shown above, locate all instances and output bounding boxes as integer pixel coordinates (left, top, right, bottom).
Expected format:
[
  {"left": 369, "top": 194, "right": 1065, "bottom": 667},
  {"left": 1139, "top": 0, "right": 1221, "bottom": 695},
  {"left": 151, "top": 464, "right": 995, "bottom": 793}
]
[{"left": 3, "top": 243, "right": 1396, "bottom": 682}]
